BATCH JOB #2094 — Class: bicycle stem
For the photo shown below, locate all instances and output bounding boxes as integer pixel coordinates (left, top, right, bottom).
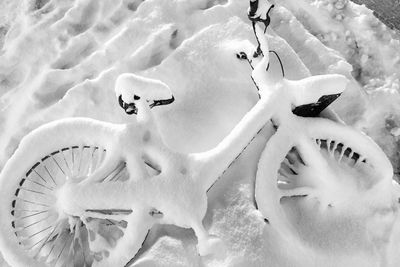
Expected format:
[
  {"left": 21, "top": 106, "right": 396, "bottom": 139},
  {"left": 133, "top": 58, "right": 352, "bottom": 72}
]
[
  {"left": 254, "top": 24, "right": 269, "bottom": 72},
  {"left": 252, "top": 23, "right": 283, "bottom": 91}
]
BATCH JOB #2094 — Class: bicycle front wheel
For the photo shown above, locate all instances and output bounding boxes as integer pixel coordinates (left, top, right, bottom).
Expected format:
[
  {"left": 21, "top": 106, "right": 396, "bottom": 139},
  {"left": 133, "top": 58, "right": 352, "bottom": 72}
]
[
  {"left": 0, "top": 118, "right": 152, "bottom": 267},
  {"left": 255, "top": 116, "right": 395, "bottom": 237}
]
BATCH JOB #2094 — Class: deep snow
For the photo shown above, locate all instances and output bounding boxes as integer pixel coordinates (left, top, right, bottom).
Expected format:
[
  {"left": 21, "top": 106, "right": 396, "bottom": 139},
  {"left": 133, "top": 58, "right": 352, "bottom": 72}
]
[{"left": 0, "top": 0, "right": 399, "bottom": 266}]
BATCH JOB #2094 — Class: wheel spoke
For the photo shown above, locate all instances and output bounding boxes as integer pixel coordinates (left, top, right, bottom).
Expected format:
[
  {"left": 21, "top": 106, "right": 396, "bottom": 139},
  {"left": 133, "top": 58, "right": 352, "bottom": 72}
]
[
  {"left": 7, "top": 144, "right": 150, "bottom": 266},
  {"left": 32, "top": 169, "right": 49, "bottom": 185},
  {"left": 33, "top": 221, "right": 61, "bottom": 258},
  {"left": 61, "top": 149, "right": 74, "bottom": 178},
  {"left": 296, "top": 137, "right": 327, "bottom": 168},
  {"left": 43, "top": 165, "right": 58, "bottom": 187},
  {"left": 102, "top": 161, "right": 127, "bottom": 182},
  {"left": 16, "top": 210, "right": 50, "bottom": 220},
  {"left": 25, "top": 178, "right": 55, "bottom": 191}
]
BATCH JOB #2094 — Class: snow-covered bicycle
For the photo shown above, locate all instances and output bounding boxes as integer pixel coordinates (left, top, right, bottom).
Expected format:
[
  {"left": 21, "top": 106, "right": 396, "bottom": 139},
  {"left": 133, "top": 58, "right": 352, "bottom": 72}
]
[{"left": 0, "top": 2, "right": 396, "bottom": 267}]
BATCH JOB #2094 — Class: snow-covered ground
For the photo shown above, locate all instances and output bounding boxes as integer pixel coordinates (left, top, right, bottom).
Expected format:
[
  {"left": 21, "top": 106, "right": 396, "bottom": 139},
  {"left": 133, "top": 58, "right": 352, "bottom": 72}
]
[
  {"left": 352, "top": 0, "right": 400, "bottom": 30},
  {"left": 0, "top": 0, "right": 399, "bottom": 266}
]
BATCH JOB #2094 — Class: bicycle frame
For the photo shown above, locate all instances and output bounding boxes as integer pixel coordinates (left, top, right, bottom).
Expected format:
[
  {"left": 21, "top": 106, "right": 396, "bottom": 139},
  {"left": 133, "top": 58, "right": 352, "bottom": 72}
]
[{"left": 57, "top": 22, "right": 349, "bottom": 256}]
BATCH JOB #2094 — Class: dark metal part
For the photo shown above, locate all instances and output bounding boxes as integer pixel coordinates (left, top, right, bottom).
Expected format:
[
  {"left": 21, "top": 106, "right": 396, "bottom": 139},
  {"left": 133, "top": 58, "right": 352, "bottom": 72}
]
[
  {"left": 85, "top": 209, "right": 133, "bottom": 215},
  {"left": 118, "top": 95, "right": 138, "bottom": 115},
  {"left": 149, "top": 209, "right": 163, "bottom": 218},
  {"left": 293, "top": 93, "right": 341, "bottom": 117},
  {"left": 248, "top": 1, "right": 275, "bottom": 56},
  {"left": 118, "top": 94, "right": 174, "bottom": 115},
  {"left": 267, "top": 50, "right": 285, "bottom": 77},
  {"left": 149, "top": 95, "right": 175, "bottom": 109}
]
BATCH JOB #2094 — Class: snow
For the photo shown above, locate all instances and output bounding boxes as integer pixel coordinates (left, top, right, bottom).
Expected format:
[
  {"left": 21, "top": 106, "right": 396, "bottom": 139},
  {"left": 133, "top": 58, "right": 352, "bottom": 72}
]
[
  {"left": 0, "top": 0, "right": 399, "bottom": 266},
  {"left": 115, "top": 73, "right": 172, "bottom": 102},
  {"left": 277, "top": 0, "right": 400, "bottom": 176}
]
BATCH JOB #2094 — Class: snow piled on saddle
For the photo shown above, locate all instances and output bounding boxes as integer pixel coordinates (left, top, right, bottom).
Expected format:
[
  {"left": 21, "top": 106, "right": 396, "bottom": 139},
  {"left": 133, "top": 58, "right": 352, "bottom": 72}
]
[{"left": 0, "top": 0, "right": 399, "bottom": 266}]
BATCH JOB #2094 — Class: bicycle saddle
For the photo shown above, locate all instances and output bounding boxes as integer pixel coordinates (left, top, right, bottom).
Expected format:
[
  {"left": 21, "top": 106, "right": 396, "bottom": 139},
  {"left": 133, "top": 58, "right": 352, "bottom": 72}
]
[{"left": 115, "top": 73, "right": 175, "bottom": 115}]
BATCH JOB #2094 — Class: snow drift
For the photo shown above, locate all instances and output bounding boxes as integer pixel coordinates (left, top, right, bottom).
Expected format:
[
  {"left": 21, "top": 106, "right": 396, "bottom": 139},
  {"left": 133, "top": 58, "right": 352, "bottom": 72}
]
[{"left": 0, "top": 0, "right": 399, "bottom": 266}]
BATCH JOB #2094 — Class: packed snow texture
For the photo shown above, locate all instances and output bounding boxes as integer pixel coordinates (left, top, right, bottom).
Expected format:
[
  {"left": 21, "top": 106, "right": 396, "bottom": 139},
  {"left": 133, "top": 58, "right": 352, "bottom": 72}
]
[{"left": 0, "top": 0, "right": 399, "bottom": 266}]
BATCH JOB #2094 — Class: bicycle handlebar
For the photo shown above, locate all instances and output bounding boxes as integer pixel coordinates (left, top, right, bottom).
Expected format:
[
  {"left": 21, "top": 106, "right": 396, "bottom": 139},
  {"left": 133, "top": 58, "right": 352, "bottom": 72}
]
[{"left": 250, "top": 11, "right": 349, "bottom": 113}]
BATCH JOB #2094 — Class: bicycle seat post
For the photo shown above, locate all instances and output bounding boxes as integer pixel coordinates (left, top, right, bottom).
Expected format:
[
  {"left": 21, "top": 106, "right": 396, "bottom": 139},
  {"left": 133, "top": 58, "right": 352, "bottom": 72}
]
[{"left": 135, "top": 98, "right": 154, "bottom": 124}]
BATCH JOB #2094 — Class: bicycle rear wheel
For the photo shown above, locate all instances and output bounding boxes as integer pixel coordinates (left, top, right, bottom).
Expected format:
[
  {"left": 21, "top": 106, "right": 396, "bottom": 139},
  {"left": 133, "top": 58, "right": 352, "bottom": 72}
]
[
  {"left": 255, "top": 116, "right": 395, "bottom": 236},
  {"left": 0, "top": 119, "right": 153, "bottom": 267}
]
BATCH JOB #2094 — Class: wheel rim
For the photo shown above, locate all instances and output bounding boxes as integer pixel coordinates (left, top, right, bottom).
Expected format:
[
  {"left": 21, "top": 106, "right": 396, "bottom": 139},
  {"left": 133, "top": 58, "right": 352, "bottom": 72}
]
[
  {"left": 256, "top": 119, "right": 394, "bottom": 240},
  {"left": 8, "top": 145, "right": 134, "bottom": 266},
  {"left": 277, "top": 138, "right": 380, "bottom": 205}
]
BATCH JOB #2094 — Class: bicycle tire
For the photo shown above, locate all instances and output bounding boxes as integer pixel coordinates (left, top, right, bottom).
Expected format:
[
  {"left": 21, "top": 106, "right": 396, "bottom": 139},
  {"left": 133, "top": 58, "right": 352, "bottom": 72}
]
[
  {"left": 0, "top": 118, "right": 152, "bottom": 267},
  {"left": 255, "top": 116, "right": 394, "bottom": 237}
]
